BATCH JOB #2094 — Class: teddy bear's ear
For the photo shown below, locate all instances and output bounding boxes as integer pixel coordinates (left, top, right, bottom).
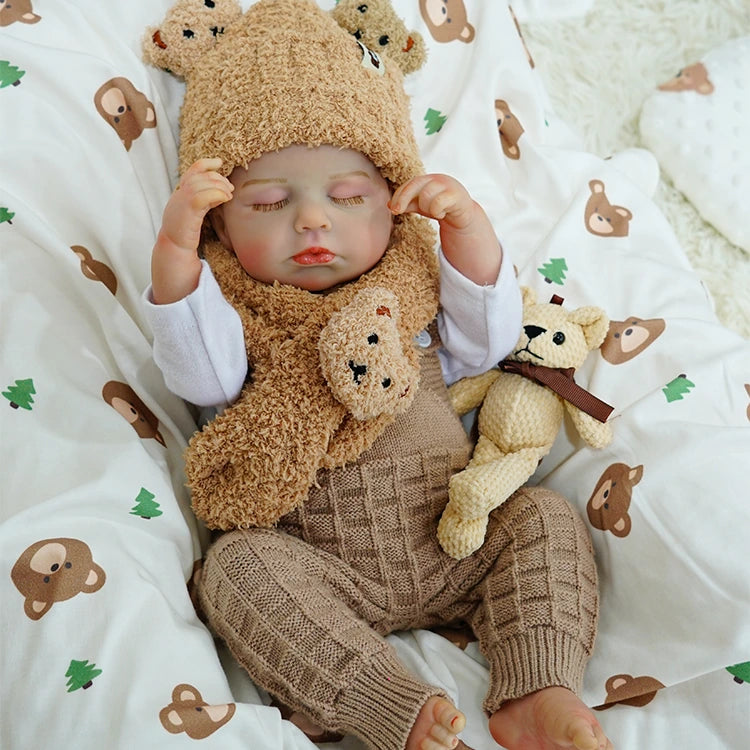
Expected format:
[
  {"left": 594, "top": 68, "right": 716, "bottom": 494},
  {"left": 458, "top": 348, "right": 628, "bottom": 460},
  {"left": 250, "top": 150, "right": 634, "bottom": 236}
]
[
  {"left": 568, "top": 306, "right": 609, "bottom": 350},
  {"left": 142, "top": 0, "right": 242, "bottom": 78},
  {"left": 520, "top": 286, "right": 536, "bottom": 306}
]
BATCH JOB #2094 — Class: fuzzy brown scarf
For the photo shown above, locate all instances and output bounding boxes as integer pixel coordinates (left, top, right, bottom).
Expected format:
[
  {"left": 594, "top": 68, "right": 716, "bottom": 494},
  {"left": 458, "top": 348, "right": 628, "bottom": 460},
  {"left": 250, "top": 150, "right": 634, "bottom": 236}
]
[{"left": 185, "top": 214, "right": 440, "bottom": 530}]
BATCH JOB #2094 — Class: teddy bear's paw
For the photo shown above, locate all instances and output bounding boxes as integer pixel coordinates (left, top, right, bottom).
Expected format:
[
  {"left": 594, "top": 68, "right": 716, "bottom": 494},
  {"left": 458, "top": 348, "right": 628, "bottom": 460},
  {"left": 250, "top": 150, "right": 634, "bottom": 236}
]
[
  {"left": 319, "top": 287, "right": 419, "bottom": 420},
  {"left": 437, "top": 506, "right": 488, "bottom": 560}
]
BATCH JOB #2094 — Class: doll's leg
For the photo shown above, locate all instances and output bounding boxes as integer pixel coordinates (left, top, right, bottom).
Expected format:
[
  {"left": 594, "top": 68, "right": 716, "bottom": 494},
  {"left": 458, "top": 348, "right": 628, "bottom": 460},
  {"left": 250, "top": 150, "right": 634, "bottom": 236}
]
[
  {"left": 198, "top": 528, "right": 461, "bottom": 750},
  {"left": 464, "top": 486, "right": 610, "bottom": 749}
]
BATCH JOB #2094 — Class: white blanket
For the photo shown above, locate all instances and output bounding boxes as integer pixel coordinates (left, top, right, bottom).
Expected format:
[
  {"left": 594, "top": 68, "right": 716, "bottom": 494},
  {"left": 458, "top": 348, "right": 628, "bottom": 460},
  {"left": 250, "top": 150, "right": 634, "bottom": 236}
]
[{"left": 2, "top": 2, "right": 748, "bottom": 749}]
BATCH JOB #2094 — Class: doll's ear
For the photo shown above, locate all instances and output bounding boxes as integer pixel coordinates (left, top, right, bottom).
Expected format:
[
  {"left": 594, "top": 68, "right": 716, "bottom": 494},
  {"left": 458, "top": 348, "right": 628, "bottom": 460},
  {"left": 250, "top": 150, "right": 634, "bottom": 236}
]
[{"left": 142, "top": 0, "right": 242, "bottom": 78}]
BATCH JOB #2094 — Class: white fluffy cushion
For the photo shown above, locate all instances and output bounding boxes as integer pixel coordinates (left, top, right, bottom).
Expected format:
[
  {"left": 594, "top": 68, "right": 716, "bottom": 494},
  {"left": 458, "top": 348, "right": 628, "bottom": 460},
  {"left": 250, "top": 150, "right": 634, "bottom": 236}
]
[{"left": 639, "top": 35, "right": 750, "bottom": 252}]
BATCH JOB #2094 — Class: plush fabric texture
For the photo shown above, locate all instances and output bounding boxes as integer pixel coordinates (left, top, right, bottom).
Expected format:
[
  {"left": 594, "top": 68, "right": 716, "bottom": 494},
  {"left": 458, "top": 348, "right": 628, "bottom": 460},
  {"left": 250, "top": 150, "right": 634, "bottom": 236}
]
[
  {"left": 154, "top": 0, "right": 440, "bottom": 530},
  {"left": 172, "top": 0, "right": 423, "bottom": 185},
  {"left": 142, "top": 0, "right": 243, "bottom": 78},
  {"left": 330, "top": 0, "right": 427, "bottom": 75},
  {"left": 185, "top": 216, "right": 439, "bottom": 530},
  {"left": 437, "top": 287, "right": 613, "bottom": 560}
]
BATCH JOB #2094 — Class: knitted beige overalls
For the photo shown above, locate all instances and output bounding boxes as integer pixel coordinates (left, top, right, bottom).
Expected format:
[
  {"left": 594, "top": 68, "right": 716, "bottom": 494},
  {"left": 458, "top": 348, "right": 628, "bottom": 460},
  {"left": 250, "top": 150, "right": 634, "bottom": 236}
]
[{"left": 198, "top": 330, "right": 599, "bottom": 750}]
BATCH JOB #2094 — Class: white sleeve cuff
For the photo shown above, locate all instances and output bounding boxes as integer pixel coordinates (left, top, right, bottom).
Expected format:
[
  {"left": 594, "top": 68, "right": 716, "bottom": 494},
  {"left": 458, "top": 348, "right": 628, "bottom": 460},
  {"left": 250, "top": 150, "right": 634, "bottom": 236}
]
[
  {"left": 437, "top": 248, "right": 522, "bottom": 385},
  {"left": 142, "top": 260, "right": 247, "bottom": 407}
]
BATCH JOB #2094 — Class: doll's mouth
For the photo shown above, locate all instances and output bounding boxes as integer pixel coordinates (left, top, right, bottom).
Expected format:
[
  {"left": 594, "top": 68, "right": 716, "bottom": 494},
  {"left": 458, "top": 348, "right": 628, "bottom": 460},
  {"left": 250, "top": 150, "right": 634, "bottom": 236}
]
[{"left": 293, "top": 247, "right": 335, "bottom": 265}]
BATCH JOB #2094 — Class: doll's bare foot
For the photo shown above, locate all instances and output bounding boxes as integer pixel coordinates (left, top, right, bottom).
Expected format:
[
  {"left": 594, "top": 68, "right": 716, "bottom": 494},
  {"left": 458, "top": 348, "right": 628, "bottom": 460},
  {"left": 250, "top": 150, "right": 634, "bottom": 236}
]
[
  {"left": 488, "top": 686, "right": 613, "bottom": 750},
  {"left": 406, "top": 695, "right": 466, "bottom": 750}
]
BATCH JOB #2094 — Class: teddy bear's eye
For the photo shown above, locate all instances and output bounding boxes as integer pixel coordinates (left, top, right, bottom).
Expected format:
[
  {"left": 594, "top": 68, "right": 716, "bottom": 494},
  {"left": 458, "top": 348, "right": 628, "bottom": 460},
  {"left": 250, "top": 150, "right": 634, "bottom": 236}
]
[
  {"left": 381, "top": 378, "right": 391, "bottom": 389},
  {"left": 204, "top": 0, "right": 216, "bottom": 8},
  {"left": 552, "top": 332, "right": 565, "bottom": 345},
  {"left": 379, "top": 35, "right": 390, "bottom": 46},
  {"left": 357, "top": 4, "right": 368, "bottom": 12},
  {"left": 183, "top": 29, "right": 195, "bottom": 39},
  {"left": 368, "top": 333, "right": 379, "bottom": 345}
]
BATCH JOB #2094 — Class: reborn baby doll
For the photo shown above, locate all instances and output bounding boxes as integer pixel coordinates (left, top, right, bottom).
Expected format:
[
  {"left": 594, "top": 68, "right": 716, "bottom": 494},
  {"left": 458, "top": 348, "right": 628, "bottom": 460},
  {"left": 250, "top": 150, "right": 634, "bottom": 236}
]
[{"left": 142, "top": 2, "right": 612, "bottom": 750}]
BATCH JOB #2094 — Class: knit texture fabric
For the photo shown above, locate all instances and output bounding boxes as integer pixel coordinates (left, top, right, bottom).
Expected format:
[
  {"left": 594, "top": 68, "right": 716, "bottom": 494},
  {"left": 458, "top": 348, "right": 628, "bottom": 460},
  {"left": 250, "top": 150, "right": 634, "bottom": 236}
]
[
  {"left": 198, "top": 347, "right": 599, "bottom": 749},
  {"left": 177, "top": 0, "right": 423, "bottom": 185}
]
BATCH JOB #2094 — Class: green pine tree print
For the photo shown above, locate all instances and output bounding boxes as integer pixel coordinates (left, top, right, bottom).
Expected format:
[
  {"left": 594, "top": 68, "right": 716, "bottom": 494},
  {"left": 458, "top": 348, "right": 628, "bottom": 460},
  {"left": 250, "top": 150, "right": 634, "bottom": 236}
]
[
  {"left": 0, "top": 61, "right": 25, "bottom": 88},
  {"left": 3, "top": 378, "right": 35, "bottom": 410},
  {"left": 130, "top": 487, "right": 162, "bottom": 519},
  {"left": 424, "top": 108, "right": 447, "bottom": 135},
  {"left": 538, "top": 258, "right": 567, "bottom": 285},
  {"left": 0, "top": 207, "right": 14, "bottom": 225},
  {"left": 726, "top": 661, "right": 750, "bottom": 685},
  {"left": 65, "top": 660, "right": 102, "bottom": 692},
  {"left": 662, "top": 374, "right": 695, "bottom": 403}
]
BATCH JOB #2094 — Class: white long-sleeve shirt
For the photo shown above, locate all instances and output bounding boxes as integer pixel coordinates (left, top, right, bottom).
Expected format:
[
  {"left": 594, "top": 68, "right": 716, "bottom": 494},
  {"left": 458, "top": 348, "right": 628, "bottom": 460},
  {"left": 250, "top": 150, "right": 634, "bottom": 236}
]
[{"left": 142, "top": 248, "right": 522, "bottom": 409}]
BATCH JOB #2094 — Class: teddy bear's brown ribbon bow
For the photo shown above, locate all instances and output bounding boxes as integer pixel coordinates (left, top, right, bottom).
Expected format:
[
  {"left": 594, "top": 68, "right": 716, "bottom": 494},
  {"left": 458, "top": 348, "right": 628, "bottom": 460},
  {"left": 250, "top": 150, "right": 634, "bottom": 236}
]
[{"left": 499, "top": 360, "right": 614, "bottom": 423}]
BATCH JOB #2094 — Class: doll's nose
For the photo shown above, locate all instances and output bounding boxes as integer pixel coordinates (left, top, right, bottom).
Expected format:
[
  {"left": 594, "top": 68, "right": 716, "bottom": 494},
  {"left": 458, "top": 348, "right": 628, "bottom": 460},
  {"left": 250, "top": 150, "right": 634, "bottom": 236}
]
[{"left": 294, "top": 199, "right": 332, "bottom": 232}]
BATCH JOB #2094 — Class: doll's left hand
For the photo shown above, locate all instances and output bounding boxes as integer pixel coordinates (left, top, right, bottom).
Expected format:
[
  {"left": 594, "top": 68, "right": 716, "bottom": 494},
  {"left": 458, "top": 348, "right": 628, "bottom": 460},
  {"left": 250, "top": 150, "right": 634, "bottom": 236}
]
[
  {"left": 389, "top": 173, "right": 476, "bottom": 230},
  {"left": 389, "top": 174, "right": 502, "bottom": 287}
]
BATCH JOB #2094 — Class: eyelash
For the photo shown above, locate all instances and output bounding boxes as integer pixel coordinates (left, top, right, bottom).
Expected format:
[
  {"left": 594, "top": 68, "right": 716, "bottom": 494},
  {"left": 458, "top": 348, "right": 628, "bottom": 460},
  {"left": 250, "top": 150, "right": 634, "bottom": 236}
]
[
  {"left": 252, "top": 199, "right": 288, "bottom": 212},
  {"left": 251, "top": 196, "right": 364, "bottom": 211},
  {"left": 332, "top": 196, "right": 364, "bottom": 206}
]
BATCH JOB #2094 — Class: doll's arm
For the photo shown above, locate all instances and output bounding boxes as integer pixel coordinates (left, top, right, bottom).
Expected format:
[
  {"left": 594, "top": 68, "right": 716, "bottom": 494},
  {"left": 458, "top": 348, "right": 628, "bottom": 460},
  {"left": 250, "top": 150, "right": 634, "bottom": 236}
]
[{"left": 151, "top": 158, "right": 233, "bottom": 305}]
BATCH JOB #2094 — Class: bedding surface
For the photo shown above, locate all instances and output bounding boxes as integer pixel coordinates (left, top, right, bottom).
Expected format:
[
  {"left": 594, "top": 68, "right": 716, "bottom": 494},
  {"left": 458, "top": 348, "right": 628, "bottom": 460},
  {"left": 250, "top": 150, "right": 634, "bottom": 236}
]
[{"left": 2, "top": 2, "right": 749, "bottom": 749}]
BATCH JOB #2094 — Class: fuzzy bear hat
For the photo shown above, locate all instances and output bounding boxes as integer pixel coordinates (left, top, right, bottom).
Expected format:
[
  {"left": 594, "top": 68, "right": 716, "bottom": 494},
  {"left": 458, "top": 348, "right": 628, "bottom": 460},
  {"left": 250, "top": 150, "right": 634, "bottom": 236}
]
[{"left": 172, "top": 0, "right": 424, "bottom": 186}]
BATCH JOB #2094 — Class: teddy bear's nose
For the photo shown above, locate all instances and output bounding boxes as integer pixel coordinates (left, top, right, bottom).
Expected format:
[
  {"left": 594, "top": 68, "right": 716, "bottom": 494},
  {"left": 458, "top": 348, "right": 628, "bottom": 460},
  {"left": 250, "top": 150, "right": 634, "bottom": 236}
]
[{"left": 524, "top": 325, "right": 546, "bottom": 340}]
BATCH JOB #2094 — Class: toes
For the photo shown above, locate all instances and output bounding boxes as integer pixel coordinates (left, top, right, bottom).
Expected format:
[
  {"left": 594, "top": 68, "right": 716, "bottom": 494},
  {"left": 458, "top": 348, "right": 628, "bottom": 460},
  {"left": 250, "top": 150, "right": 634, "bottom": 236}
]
[
  {"left": 569, "top": 718, "right": 600, "bottom": 750},
  {"left": 420, "top": 738, "right": 457, "bottom": 750},
  {"left": 434, "top": 700, "right": 465, "bottom": 733}
]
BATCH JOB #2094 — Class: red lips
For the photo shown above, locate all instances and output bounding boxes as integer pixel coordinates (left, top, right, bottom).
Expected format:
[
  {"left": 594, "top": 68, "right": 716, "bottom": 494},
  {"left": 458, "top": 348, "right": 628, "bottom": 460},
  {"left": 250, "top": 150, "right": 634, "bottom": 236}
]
[{"left": 292, "top": 247, "right": 335, "bottom": 265}]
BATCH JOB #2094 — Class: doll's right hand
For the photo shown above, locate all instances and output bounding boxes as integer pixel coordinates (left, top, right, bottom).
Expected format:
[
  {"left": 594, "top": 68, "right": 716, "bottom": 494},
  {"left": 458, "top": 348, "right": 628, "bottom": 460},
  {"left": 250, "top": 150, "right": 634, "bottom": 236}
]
[{"left": 158, "top": 158, "right": 234, "bottom": 255}]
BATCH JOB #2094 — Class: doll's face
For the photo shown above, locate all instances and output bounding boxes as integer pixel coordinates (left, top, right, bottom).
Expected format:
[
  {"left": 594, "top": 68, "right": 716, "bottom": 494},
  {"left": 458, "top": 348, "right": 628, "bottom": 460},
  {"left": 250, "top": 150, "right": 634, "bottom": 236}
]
[{"left": 211, "top": 145, "right": 393, "bottom": 291}]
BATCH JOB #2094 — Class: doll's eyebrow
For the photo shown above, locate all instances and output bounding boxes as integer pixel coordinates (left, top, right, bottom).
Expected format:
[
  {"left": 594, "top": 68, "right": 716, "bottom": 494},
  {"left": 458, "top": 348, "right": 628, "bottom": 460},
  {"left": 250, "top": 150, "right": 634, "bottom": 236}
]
[
  {"left": 330, "top": 170, "right": 371, "bottom": 180},
  {"left": 239, "top": 177, "right": 288, "bottom": 188}
]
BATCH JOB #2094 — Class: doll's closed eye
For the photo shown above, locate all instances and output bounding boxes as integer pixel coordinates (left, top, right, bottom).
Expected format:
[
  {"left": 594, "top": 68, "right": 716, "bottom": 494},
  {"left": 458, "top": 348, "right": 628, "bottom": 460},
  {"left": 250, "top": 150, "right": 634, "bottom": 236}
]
[
  {"left": 252, "top": 199, "right": 289, "bottom": 212},
  {"left": 332, "top": 196, "right": 364, "bottom": 206}
]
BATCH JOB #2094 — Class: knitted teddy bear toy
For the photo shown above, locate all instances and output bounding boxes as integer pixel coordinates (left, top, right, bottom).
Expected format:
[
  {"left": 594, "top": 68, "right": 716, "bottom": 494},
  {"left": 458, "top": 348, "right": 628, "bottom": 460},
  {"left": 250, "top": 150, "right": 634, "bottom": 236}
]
[
  {"left": 438, "top": 287, "right": 614, "bottom": 559},
  {"left": 143, "top": 0, "right": 441, "bottom": 531}
]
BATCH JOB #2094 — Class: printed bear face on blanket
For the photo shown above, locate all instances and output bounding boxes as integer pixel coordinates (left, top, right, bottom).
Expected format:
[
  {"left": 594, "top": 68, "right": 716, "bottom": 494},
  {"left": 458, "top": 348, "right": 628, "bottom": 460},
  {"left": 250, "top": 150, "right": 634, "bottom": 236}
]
[
  {"left": 586, "top": 462, "right": 644, "bottom": 537},
  {"left": 94, "top": 77, "right": 156, "bottom": 151},
  {"left": 585, "top": 179, "right": 632, "bottom": 237},
  {"left": 0, "top": 0, "right": 40, "bottom": 26},
  {"left": 331, "top": 0, "right": 427, "bottom": 74},
  {"left": 160, "top": 684, "right": 236, "bottom": 738},
  {"left": 419, "top": 0, "right": 474, "bottom": 44},
  {"left": 601, "top": 316, "right": 665, "bottom": 364},
  {"left": 11, "top": 538, "right": 106, "bottom": 620},
  {"left": 318, "top": 288, "right": 420, "bottom": 421},
  {"left": 658, "top": 61, "right": 714, "bottom": 95}
]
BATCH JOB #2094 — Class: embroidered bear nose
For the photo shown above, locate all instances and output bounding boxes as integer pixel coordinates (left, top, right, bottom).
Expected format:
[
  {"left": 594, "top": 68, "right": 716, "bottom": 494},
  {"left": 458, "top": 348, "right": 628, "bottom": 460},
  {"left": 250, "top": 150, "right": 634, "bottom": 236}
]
[
  {"left": 524, "top": 324, "right": 546, "bottom": 340},
  {"left": 348, "top": 360, "right": 367, "bottom": 385}
]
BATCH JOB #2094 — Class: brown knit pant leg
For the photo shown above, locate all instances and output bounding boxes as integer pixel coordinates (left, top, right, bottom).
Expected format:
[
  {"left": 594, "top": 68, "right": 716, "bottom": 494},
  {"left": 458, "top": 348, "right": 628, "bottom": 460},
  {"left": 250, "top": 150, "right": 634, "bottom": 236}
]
[
  {"left": 465, "top": 486, "right": 599, "bottom": 715},
  {"left": 198, "top": 528, "right": 446, "bottom": 750}
]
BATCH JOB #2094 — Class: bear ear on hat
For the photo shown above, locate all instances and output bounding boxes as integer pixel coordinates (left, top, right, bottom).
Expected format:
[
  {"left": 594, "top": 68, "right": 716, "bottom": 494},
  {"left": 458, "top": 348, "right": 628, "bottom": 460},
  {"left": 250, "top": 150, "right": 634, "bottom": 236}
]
[
  {"left": 331, "top": 0, "right": 427, "bottom": 75},
  {"left": 142, "top": 0, "right": 242, "bottom": 77}
]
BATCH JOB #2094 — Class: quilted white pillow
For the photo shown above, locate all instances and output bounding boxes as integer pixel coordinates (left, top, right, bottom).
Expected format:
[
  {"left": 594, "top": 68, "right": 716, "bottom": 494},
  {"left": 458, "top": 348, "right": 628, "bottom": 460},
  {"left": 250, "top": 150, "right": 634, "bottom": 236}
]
[{"left": 639, "top": 35, "right": 750, "bottom": 252}]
